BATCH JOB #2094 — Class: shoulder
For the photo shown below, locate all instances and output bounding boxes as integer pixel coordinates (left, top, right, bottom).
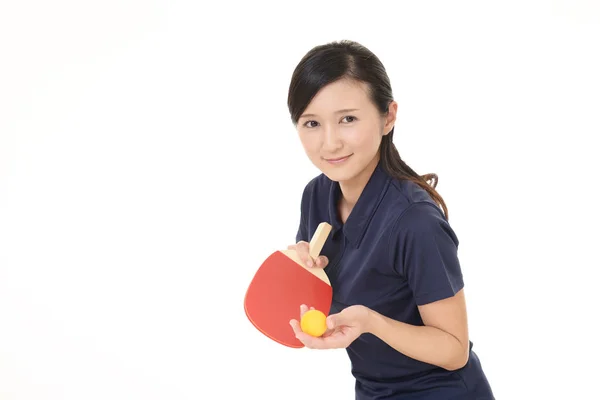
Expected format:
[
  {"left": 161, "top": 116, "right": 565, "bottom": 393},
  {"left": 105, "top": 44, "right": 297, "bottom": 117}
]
[
  {"left": 301, "top": 172, "right": 331, "bottom": 197},
  {"left": 299, "top": 172, "right": 332, "bottom": 207},
  {"left": 296, "top": 173, "right": 334, "bottom": 234},
  {"left": 387, "top": 177, "right": 440, "bottom": 211},
  {"left": 384, "top": 178, "right": 457, "bottom": 244},
  {"left": 383, "top": 180, "right": 462, "bottom": 283}
]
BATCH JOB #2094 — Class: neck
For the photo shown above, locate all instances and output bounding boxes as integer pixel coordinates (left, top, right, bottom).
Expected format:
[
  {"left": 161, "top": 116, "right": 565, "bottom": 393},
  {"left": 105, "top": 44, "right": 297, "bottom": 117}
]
[{"left": 339, "top": 155, "right": 380, "bottom": 209}]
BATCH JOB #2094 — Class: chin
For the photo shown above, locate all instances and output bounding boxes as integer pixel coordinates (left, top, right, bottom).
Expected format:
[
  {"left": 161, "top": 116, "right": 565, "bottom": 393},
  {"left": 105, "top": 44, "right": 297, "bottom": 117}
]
[
  {"left": 318, "top": 163, "right": 360, "bottom": 183},
  {"left": 314, "top": 154, "right": 378, "bottom": 184},
  {"left": 321, "top": 172, "right": 348, "bottom": 183}
]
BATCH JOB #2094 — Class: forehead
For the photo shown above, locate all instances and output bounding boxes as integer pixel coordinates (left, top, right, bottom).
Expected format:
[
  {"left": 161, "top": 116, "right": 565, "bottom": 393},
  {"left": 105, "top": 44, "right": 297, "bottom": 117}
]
[{"left": 302, "top": 79, "right": 373, "bottom": 116}]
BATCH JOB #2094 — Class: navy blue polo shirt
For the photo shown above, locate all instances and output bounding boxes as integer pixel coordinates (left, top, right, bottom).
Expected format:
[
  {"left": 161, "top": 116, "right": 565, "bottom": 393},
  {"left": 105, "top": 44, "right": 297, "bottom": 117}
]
[{"left": 296, "top": 161, "right": 494, "bottom": 400}]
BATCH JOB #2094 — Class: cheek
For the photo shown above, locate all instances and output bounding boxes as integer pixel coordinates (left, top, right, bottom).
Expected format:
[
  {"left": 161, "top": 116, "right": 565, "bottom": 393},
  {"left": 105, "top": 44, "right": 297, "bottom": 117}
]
[
  {"left": 346, "top": 128, "right": 381, "bottom": 150},
  {"left": 298, "top": 134, "right": 320, "bottom": 154}
]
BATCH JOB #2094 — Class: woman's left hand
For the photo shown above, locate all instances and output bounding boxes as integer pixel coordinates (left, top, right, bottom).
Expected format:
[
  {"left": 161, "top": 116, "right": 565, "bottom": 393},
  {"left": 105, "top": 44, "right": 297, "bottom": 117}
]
[{"left": 290, "top": 304, "right": 371, "bottom": 349}]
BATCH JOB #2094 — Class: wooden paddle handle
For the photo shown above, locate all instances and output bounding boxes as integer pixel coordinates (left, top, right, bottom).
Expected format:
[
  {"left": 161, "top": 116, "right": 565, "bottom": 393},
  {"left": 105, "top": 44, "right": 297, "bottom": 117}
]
[{"left": 308, "top": 222, "right": 332, "bottom": 259}]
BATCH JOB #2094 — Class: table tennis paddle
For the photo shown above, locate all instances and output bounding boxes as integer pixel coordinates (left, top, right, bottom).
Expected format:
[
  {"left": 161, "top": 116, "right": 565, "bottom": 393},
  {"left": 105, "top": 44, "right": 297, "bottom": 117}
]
[{"left": 244, "top": 222, "right": 333, "bottom": 348}]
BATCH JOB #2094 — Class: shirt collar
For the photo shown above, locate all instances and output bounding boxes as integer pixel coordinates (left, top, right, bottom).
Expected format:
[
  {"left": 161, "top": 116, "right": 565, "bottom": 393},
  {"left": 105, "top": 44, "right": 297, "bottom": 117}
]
[{"left": 327, "top": 161, "right": 391, "bottom": 248}]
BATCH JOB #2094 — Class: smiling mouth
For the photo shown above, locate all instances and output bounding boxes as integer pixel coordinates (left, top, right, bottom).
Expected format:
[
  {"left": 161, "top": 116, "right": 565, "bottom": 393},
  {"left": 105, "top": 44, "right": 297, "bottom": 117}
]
[{"left": 324, "top": 154, "right": 353, "bottom": 163}]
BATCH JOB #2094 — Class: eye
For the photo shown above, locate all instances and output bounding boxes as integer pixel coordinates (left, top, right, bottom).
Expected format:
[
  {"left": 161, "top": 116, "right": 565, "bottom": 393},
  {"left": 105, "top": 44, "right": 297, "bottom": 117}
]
[
  {"left": 303, "top": 120, "right": 319, "bottom": 128},
  {"left": 341, "top": 115, "right": 357, "bottom": 123}
]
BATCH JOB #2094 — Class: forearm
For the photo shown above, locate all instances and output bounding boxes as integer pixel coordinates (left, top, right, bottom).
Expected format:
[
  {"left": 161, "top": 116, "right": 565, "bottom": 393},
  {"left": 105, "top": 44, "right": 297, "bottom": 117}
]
[{"left": 365, "top": 309, "right": 469, "bottom": 371}]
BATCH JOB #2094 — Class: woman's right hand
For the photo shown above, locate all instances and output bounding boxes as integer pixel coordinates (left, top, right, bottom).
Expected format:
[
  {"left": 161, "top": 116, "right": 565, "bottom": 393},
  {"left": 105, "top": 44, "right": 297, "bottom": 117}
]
[{"left": 288, "top": 241, "right": 329, "bottom": 269}]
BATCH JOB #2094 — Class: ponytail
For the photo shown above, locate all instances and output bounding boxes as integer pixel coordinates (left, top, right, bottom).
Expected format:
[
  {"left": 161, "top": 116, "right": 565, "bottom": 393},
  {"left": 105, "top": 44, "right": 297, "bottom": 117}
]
[{"left": 380, "top": 129, "right": 449, "bottom": 220}]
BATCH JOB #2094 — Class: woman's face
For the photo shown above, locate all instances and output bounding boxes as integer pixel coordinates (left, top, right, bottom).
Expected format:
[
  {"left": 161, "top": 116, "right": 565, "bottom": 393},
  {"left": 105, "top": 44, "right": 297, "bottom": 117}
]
[{"left": 296, "top": 79, "right": 396, "bottom": 184}]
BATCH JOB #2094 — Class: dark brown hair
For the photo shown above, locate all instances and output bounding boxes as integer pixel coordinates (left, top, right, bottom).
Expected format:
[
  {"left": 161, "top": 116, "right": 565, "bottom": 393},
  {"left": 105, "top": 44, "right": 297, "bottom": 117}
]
[{"left": 287, "top": 40, "right": 449, "bottom": 219}]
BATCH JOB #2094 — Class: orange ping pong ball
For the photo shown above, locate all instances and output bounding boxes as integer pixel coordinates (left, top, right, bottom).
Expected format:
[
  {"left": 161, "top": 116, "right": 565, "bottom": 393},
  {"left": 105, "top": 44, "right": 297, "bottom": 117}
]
[{"left": 300, "top": 309, "right": 328, "bottom": 337}]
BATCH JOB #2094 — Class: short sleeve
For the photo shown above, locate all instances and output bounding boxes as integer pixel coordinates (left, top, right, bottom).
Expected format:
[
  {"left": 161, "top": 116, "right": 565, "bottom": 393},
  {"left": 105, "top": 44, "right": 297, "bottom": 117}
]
[
  {"left": 390, "top": 202, "right": 464, "bottom": 306},
  {"left": 295, "top": 182, "right": 310, "bottom": 243},
  {"left": 296, "top": 218, "right": 307, "bottom": 243}
]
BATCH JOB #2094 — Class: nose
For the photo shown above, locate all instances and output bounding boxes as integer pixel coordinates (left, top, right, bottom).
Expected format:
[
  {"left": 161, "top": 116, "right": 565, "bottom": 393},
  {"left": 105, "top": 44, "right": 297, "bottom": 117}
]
[{"left": 322, "top": 124, "right": 343, "bottom": 153}]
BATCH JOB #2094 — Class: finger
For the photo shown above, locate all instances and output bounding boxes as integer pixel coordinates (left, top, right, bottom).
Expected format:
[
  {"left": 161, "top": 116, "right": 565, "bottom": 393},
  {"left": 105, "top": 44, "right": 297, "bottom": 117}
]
[
  {"left": 287, "top": 244, "right": 297, "bottom": 250},
  {"left": 321, "top": 327, "right": 335, "bottom": 338},
  {"left": 310, "top": 306, "right": 315, "bottom": 310},
  {"left": 295, "top": 332, "right": 329, "bottom": 349},
  {"left": 296, "top": 241, "right": 315, "bottom": 268},
  {"left": 300, "top": 304, "right": 309, "bottom": 317},
  {"left": 315, "top": 255, "right": 329, "bottom": 268},
  {"left": 289, "top": 319, "right": 303, "bottom": 336},
  {"left": 326, "top": 312, "right": 351, "bottom": 330},
  {"left": 323, "top": 331, "right": 352, "bottom": 349}
]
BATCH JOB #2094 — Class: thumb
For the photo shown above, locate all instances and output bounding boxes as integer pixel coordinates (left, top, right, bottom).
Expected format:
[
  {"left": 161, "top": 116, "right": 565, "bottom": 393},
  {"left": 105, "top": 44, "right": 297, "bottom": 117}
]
[{"left": 326, "top": 311, "right": 351, "bottom": 329}]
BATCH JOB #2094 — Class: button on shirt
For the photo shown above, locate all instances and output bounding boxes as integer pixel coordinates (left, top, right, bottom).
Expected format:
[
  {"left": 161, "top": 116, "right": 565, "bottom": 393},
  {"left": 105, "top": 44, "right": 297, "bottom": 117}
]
[{"left": 296, "top": 162, "right": 494, "bottom": 400}]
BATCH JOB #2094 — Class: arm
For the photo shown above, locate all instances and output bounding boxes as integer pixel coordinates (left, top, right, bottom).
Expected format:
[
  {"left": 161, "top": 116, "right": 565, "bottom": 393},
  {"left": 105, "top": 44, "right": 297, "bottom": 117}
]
[
  {"left": 292, "top": 202, "right": 471, "bottom": 369},
  {"left": 365, "top": 289, "right": 470, "bottom": 371},
  {"left": 375, "top": 201, "right": 469, "bottom": 370}
]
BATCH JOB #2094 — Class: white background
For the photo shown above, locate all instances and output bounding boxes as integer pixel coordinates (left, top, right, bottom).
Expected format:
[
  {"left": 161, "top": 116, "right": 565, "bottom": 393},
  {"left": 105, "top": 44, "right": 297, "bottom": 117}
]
[{"left": 1, "top": 1, "right": 599, "bottom": 399}]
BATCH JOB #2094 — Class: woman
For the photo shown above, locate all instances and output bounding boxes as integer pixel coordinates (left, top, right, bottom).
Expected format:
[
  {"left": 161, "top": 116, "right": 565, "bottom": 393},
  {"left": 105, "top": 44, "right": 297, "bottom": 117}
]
[{"left": 286, "top": 40, "right": 495, "bottom": 399}]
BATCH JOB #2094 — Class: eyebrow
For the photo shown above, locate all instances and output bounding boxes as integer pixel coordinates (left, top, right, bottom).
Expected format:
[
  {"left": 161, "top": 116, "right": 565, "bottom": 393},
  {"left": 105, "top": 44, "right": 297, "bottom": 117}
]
[{"left": 299, "top": 108, "right": 360, "bottom": 119}]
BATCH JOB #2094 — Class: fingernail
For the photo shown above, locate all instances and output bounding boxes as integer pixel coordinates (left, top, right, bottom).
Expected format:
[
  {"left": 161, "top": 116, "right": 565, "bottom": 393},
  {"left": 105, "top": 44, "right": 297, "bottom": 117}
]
[{"left": 307, "top": 260, "right": 313, "bottom": 267}]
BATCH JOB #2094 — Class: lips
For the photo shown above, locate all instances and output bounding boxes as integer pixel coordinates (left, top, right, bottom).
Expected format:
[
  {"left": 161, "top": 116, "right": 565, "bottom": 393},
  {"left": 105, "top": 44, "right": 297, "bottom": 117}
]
[
  {"left": 323, "top": 154, "right": 352, "bottom": 164},
  {"left": 326, "top": 156, "right": 350, "bottom": 161}
]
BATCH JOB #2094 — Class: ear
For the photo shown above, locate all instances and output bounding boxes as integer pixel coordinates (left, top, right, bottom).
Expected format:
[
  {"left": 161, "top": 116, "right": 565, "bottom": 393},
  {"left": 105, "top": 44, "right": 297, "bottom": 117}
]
[{"left": 382, "top": 101, "right": 398, "bottom": 136}]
